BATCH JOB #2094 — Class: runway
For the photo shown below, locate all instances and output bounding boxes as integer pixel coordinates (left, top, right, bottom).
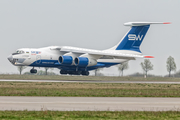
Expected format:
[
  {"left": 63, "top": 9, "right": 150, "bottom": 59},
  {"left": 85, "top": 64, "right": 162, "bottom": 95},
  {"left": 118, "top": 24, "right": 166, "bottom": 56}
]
[
  {"left": 0, "top": 97, "right": 180, "bottom": 111},
  {"left": 0, "top": 79, "right": 180, "bottom": 84}
]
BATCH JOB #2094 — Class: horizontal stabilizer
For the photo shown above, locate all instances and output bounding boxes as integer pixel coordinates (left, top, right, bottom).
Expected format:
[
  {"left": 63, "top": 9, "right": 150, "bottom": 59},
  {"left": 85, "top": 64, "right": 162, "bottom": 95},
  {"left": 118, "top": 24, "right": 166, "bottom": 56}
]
[{"left": 124, "top": 22, "right": 171, "bottom": 26}]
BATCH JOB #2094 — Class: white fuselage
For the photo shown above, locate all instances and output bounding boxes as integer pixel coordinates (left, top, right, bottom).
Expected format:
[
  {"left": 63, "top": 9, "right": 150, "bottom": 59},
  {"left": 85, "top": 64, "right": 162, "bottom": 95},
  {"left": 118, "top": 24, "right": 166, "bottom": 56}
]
[{"left": 8, "top": 46, "right": 132, "bottom": 69}]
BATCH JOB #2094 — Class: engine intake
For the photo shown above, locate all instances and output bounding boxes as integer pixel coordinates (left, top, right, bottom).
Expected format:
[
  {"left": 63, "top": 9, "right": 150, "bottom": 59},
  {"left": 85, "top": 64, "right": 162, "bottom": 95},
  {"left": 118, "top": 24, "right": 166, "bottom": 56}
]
[
  {"left": 58, "top": 56, "right": 73, "bottom": 65},
  {"left": 75, "top": 57, "right": 97, "bottom": 67}
]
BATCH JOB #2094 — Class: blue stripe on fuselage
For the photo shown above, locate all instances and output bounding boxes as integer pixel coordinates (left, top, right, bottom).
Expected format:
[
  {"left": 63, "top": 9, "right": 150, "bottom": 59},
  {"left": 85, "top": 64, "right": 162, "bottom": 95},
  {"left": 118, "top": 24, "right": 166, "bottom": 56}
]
[{"left": 29, "top": 60, "right": 119, "bottom": 70}]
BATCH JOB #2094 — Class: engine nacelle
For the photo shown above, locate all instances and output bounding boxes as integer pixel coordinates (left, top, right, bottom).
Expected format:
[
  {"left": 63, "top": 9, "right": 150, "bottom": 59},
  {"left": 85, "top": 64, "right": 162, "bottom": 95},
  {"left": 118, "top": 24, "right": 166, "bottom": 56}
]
[
  {"left": 58, "top": 56, "right": 73, "bottom": 65},
  {"left": 74, "top": 57, "right": 97, "bottom": 67}
]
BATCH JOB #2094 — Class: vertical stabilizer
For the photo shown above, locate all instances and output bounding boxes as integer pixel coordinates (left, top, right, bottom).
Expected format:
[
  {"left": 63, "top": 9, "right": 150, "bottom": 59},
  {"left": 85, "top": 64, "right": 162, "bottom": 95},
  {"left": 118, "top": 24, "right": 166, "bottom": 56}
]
[{"left": 109, "top": 22, "right": 170, "bottom": 53}]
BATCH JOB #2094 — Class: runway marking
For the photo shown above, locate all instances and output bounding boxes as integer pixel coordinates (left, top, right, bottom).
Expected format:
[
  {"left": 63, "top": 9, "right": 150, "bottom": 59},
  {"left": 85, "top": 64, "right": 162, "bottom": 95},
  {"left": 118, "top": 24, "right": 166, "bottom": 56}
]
[{"left": 0, "top": 79, "right": 180, "bottom": 84}]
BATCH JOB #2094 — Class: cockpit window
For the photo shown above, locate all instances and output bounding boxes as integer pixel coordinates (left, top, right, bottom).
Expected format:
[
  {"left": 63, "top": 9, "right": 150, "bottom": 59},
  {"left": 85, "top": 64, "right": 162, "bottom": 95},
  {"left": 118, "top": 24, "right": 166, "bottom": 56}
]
[
  {"left": 21, "top": 51, "right": 25, "bottom": 54},
  {"left": 13, "top": 50, "right": 25, "bottom": 55}
]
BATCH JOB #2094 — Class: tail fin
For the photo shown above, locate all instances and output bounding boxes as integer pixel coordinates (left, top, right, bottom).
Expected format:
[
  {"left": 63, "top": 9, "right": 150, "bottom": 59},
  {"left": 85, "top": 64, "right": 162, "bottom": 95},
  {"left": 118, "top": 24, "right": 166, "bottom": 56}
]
[{"left": 110, "top": 22, "right": 170, "bottom": 53}]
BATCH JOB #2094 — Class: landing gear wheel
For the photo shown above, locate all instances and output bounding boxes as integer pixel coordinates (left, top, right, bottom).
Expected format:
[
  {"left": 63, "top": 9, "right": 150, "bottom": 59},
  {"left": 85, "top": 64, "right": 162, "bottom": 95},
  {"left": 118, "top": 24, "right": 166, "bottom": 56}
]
[
  {"left": 60, "top": 70, "right": 67, "bottom": 75},
  {"left": 68, "top": 71, "right": 81, "bottom": 75},
  {"left": 30, "top": 69, "right": 37, "bottom": 74},
  {"left": 81, "top": 71, "right": 89, "bottom": 76}
]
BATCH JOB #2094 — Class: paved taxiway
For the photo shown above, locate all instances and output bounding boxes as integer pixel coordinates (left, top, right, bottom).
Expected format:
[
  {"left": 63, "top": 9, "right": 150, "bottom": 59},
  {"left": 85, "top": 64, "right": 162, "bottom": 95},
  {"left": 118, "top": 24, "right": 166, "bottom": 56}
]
[
  {"left": 0, "top": 97, "right": 180, "bottom": 111},
  {"left": 0, "top": 79, "right": 180, "bottom": 84}
]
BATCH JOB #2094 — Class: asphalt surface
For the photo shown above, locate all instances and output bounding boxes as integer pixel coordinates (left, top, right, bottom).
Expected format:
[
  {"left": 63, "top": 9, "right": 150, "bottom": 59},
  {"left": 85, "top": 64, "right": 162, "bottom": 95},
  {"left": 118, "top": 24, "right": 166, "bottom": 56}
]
[
  {"left": 0, "top": 97, "right": 180, "bottom": 111},
  {"left": 0, "top": 79, "right": 180, "bottom": 84}
]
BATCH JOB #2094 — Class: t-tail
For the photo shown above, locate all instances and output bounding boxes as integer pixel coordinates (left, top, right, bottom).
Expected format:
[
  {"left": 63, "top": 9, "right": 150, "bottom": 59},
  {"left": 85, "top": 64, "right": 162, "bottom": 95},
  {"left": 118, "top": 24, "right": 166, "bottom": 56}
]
[{"left": 109, "top": 22, "right": 170, "bottom": 53}]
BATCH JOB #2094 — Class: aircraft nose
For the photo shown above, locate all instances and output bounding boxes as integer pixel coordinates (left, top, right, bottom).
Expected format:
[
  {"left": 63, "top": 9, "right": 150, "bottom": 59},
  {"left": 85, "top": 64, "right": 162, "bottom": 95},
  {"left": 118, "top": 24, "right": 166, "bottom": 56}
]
[
  {"left": 7, "top": 54, "right": 13, "bottom": 62},
  {"left": 7, "top": 54, "right": 16, "bottom": 65}
]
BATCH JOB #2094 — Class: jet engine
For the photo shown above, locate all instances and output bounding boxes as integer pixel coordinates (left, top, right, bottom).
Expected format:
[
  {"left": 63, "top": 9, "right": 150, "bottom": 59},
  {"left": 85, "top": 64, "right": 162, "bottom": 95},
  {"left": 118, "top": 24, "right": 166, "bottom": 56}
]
[
  {"left": 58, "top": 56, "right": 73, "bottom": 65},
  {"left": 74, "top": 57, "right": 97, "bottom": 67}
]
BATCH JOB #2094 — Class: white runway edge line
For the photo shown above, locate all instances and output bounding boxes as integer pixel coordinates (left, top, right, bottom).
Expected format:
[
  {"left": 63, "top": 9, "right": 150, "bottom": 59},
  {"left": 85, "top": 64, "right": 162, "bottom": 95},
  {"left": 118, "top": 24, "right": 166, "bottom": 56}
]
[
  {"left": 0, "top": 79, "right": 77, "bottom": 83},
  {"left": 0, "top": 102, "right": 179, "bottom": 105},
  {"left": 0, "top": 97, "right": 180, "bottom": 111},
  {"left": 0, "top": 79, "right": 180, "bottom": 84}
]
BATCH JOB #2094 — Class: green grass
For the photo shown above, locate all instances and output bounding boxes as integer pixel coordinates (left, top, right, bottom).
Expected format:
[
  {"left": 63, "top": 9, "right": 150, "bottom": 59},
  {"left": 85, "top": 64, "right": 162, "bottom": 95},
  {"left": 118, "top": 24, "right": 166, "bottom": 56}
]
[
  {"left": 1, "top": 74, "right": 180, "bottom": 81},
  {"left": 1, "top": 82, "right": 180, "bottom": 97},
  {"left": 0, "top": 111, "right": 180, "bottom": 120}
]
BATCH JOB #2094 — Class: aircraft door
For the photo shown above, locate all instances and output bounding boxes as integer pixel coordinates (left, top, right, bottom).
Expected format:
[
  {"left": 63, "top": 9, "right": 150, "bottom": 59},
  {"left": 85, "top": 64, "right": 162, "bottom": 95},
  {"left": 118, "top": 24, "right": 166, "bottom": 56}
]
[{"left": 36, "top": 55, "right": 41, "bottom": 64}]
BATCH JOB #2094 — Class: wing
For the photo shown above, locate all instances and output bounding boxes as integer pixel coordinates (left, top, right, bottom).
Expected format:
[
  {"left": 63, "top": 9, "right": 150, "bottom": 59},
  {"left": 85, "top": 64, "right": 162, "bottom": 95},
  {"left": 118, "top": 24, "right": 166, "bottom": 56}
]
[{"left": 56, "top": 46, "right": 144, "bottom": 60}]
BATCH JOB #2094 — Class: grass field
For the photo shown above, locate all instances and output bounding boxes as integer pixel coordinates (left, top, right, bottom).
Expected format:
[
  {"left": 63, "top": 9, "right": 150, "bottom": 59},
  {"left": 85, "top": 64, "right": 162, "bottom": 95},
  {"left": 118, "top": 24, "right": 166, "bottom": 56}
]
[
  {"left": 1, "top": 74, "right": 180, "bottom": 81},
  {"left": 1, "top": 82, "right": 180, "bottom": 97},
  {"left": 0, "top": 111, "right": 180, "bottom": 120}
]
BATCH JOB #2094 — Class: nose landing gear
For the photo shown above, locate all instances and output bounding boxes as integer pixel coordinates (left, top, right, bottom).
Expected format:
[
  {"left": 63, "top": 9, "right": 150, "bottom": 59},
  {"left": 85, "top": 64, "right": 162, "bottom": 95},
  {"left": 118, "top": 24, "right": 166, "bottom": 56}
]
[{"left": 30, "top": 67, "right": 37, "bottom": 74}]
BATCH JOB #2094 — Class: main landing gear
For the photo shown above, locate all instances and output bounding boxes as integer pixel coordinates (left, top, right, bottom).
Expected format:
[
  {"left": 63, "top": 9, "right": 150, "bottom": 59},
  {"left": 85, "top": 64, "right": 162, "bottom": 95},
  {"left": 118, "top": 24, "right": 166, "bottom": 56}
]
[
  {"left": 81, "top": 71, "right": 89, "bottom": 76},
  {"left": 30, "top": 67, "right": 37, "bottom": 74},
  {"left": 60, "top": 70, "right": 89, "bottom": 76}
]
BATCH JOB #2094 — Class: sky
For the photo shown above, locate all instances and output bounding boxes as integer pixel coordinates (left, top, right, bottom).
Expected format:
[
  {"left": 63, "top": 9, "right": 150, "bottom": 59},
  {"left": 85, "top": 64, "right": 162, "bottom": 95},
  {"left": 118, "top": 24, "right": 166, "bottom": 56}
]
[{"left": 0, "top": 0, "right": 179, "bottom": 76}]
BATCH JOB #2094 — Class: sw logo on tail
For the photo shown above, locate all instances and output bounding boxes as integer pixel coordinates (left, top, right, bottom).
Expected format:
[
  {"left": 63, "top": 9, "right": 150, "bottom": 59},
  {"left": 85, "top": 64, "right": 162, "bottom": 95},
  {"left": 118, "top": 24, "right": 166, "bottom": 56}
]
[{"left": 128, "top": 34, "right": 143, "bottom": 41}]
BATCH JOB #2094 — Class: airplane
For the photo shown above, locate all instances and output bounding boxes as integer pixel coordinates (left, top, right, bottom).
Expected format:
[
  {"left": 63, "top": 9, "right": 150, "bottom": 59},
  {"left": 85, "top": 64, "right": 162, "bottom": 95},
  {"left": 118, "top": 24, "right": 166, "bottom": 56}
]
[{"left": 7, "top": 22, "right": 170, "bottom": 76}]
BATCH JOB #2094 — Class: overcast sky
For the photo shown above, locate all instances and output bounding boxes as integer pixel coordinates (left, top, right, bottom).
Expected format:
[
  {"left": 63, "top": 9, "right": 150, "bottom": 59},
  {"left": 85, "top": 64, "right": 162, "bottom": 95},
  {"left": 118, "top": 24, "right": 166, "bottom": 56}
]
[{"left": 0, "top": 0, "right": 179, "bottom": 76}]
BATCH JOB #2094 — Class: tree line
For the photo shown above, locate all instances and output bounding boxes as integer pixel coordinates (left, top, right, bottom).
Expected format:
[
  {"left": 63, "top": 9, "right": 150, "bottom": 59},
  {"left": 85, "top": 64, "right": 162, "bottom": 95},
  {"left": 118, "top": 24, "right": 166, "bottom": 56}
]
[
  {"left": 117, "top": 56, "right": 176, "bottom": 77},
  {"left": 17, "top": 67, "right": 55, "bottom": 75}
]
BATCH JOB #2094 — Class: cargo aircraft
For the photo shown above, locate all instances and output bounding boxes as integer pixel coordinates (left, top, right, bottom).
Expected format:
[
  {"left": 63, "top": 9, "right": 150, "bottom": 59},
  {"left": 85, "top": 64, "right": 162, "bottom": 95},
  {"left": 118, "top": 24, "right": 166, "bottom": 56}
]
[{"left": 8, "top": 22, "right": 170, "bottom": 75}]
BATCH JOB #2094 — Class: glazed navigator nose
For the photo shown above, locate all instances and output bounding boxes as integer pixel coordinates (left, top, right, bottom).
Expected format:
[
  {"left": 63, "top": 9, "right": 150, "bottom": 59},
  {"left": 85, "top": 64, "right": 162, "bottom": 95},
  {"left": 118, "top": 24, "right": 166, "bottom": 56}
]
[
  {"left": 7, "top": 54, "right": 13, "bottom": 62},
  {"left": 7, "top": 54, "right": 16, "bottom": 65}
]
